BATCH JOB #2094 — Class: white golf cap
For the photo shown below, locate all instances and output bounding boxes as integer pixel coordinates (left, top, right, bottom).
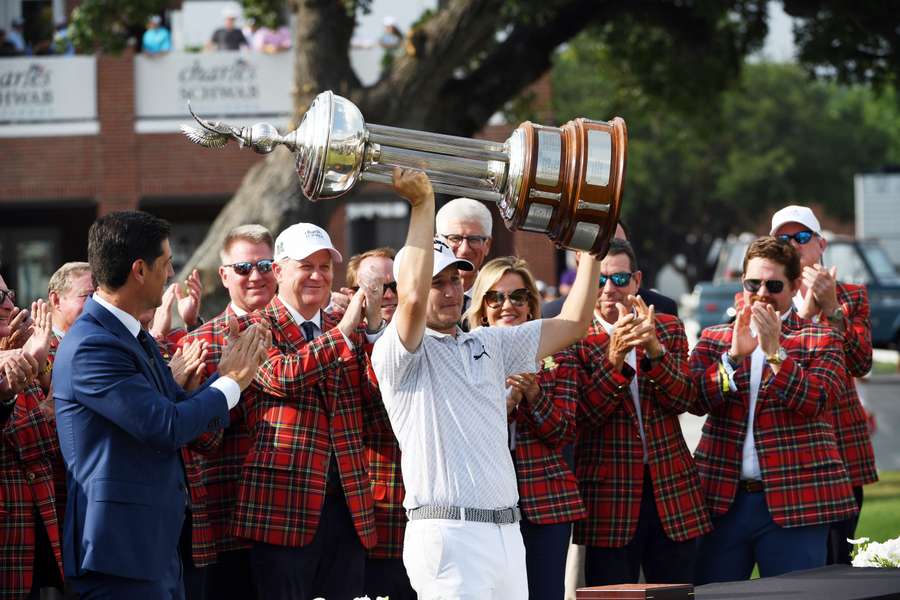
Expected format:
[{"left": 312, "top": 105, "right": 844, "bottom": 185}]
[
  {"left": 770, "top": 205, "right": 822, "bottom": 236},
  {"left": 274, "top": 223, "right": 343, "bottom": 263},
  {"left": 393, "top": 238, "right": 474, "bottom": 281}
]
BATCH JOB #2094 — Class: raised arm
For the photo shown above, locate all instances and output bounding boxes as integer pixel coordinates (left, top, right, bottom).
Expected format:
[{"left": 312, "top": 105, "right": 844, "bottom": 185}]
[
  {"left": 392, "top": 168, "right": 435, "bottom": 352},
  {"left": 536, "top": 251, "right": 602, "bottom": 360}
]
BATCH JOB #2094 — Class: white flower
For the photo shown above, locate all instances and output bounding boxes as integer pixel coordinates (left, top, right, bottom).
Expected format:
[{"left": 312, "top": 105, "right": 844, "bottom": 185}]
[{"left": 851, "top": 535, "right": 900, "bottom": 568}]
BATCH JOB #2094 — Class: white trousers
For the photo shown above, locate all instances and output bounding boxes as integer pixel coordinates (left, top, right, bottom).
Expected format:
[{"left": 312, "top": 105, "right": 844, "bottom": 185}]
[{"left": 403, "top": 518, "right": 528, "bottom": 600}]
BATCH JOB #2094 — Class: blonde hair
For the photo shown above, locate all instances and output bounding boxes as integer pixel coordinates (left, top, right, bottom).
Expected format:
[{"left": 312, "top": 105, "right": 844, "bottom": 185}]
[
  {"left": 48, "top": 262, "right": 91, "bottom": 296},
  {"left": 219, "top": 224, "right": 274, "bottom": 263},
  {"left": 465, "top": 256, "right": 541, "bottom": 329}
]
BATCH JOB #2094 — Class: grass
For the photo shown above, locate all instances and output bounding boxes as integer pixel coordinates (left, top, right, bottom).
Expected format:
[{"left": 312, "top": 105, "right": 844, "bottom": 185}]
[
  {"left": 856, "top": 470, "right": 900, "bottom": 542},
  {"left": 871, "top": 360, "right": 898, "bottom": 376}
]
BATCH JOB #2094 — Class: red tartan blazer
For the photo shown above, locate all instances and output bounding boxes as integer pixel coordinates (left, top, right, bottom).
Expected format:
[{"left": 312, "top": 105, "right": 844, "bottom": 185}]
[
  {"left": 562, "top": 315, "right": 711, "bottom": 547},
  {"left": 149, "top": 334, "right": 219, "bottom": 567},
  {"left": 689, "top": 309, "right": 858, "bottom": 528},
  {"left": 179, "top": 306, "right": 256, "bottom": 557},
  {"left": 510, "top": 359, "right": 586, "bottom": 525},
  {"left": 231, "top": 297, "right": 383, "bottom": 549},
  {"left": 1, "top": 387, "right": 64, "bottom": 599},
  {"left": 363, "top": 375, "right": 406, "bottom": 560},
  {"left": 733, "top": 284, "right": 877, "bottom": 486}
]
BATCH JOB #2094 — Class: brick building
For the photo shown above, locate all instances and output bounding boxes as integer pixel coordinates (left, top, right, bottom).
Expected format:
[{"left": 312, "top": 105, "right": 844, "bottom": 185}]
[{"left": 1, "top": 47, "right": 562, "bottom": 306}]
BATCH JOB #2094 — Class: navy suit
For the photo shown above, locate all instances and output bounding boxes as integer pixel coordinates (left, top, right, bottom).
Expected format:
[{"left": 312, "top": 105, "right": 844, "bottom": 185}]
[{"left": 53, "top": 298, "right": 230, "bottom": 596}]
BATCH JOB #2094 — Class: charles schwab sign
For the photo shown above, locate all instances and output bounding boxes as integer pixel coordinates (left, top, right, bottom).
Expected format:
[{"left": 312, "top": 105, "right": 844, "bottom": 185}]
[
  {"left": 135, "top": 51, "right": 292, "bottom": 120},
  {"left": 0, "top": 56, "right": 97, "bottom": 123}
]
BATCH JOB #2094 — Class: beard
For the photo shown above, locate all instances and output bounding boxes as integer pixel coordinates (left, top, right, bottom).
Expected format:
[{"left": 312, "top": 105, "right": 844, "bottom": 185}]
[{"left": 749, "top": 295, "right": 777, "bottom": 307}]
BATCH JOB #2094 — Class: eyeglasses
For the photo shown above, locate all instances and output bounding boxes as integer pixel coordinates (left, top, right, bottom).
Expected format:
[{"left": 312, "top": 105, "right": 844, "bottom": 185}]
[
  {"left": 598, "top": 272, "right": 634, "bottom": 288},
  {"left": 441, "top": 234, "right": 489, "bottom": 249},
  {"left": 743, "top": 279, "right": 786, "bottom": 294},
  {"left": 776, "top": 230, "right": 815, "bottom": 245},
  {"left": 225, "top": 259, "right": 274, "bottom": 276},
  {"left": 484, "top": 288, "right": 531, "bottom": 308},
  {"left": 352, "top": 281, "right": 398, "bottom": 295},
  {"left": 0, "top": 289, "right": 15, "bottom": 304}
]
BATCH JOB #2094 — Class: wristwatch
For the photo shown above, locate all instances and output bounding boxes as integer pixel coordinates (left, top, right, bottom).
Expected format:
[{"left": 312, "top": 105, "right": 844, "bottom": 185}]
[
  {"left": 827, "top": 307, "right": 845, "bottom": 324},
  {"left": 765, "top": 347, "right": 787, "bottom": 366}
]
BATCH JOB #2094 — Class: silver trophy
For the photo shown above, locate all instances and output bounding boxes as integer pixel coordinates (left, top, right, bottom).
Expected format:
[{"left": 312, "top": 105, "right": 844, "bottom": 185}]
[{"left": 182, "top": 90, "right": 627, "bottom": 254}]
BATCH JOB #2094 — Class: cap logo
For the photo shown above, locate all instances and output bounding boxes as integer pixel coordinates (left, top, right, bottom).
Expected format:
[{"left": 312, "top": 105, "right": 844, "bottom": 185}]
[
  {"left": 306, "top": 229, "right": 325, "bottom": 241},
  {"left": 275, "top": 240, "right": 285, "bottom": 254},
  {"left": 434, "top": 239, "right": 451, "bottom": 253}
]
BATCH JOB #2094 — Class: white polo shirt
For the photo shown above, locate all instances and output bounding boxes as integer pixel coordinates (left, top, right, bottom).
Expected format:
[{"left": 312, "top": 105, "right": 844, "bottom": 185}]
[{"left": 372, "top": 319, "right": 542, "bottom": 511}]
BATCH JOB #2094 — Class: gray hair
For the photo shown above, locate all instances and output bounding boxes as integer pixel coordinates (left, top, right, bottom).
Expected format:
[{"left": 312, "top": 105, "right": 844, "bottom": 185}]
[
  {"left": 436, "top": 198, "right": 492, "bottom": 238},
  {"left": 220, "top": 224, "right": 274, "bottom": 263},
  {"left": 48, "top": 262, "right": 91, "bottom": 296}
]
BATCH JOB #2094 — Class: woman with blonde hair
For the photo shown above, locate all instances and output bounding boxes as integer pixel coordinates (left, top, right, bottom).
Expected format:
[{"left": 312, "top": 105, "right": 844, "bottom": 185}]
[{"left": 466, "top": 256, "right": 585, "bottom": 600}]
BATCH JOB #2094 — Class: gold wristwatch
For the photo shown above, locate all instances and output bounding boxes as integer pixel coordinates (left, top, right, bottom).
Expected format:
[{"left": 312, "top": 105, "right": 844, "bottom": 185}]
[{"left": 765, "top": 347, "right": 787, "bottom": 366}]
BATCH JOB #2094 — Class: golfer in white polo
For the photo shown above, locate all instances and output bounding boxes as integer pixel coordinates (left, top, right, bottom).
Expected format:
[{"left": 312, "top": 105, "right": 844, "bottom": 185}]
[{"left": 372, "top": 168, "right": 603, "bottom": 599}]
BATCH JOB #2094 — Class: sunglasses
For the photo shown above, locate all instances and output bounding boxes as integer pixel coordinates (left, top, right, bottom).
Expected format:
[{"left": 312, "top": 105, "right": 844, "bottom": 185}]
[
  {"left": 776, "top": 230, "right": 815, "bottom": 245},
  {"left": 0, "top": 288, "right": 15, "bottom": 304},
  {"left": 598, "top": 272, "right": 634, "bottom": 288},
  {"left": 484, "top": 288, "right": 531, "bottom": 308},
  {"left": 225, "top": 259, "right": 274, "bottom": 276},
  {"left": 352, "top": 281, "right": 398, "bottom": 295},
  {"left": 743, "top": 279, "right": 785, "bottom": 294}
]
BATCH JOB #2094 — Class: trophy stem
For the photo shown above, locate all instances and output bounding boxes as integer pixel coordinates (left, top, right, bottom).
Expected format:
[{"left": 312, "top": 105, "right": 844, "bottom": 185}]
[
  {"left": 359, "top": 170, "right": 503, "bottom": 204},
  {"left": 373, "top": 146, "right": 501, "bottom": 182},
  {"left": 366, "top": 124, "right": 508, "bottom": 162}
]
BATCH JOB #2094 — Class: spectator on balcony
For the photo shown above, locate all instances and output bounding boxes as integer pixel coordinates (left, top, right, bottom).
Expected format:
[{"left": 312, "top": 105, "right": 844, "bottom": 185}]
[
  {"left": 7, "top": 17, "right": 26, "bottom": 54},
  {"left": 142, "top": 15, "right": 171, "bottom": 55},
  {"left": 51, "top": 19, "right": 74, "bottom": 55},
  {"left": 207, "top": 8, "right": 247, "bottom": 52},
  {"left": 0, "top": 29, "right": 18, "bottom": 57},
  {"left": 251, "top": 22, "right": 292, "bottom": 54}
]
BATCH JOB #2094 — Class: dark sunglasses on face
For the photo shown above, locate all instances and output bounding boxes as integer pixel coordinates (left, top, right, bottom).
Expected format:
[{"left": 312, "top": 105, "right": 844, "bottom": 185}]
[
  {"left": 352, "top": 281, "right": 398, "bottom": 295},
  {"left": 598, "top": 272, "right": 634, "bottom": 288},
  {"left": 776, "top": 230, "right": 815, "bottom": 245},
  {"left": 225, "top": 259, "right": 274, "bottom": 276},
  {"left": 484, "top": 288, "right": 531, "bottom": 308},
  {"left": 743, "top": 279, "right": 785, "bottom": 294},
  {"left": 0, "top": 288, "right": 15, "bottom": 304}
]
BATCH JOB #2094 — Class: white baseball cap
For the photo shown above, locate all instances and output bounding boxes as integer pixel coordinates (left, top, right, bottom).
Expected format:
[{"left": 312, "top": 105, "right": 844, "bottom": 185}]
[
  {"left": 274, "top": 223, "right": 343, "bottom": 263},
  {"left": 393, "top": 238, "right": 474, "bottom": 280},
  {"left": 770, "top": 205, "right": 822, "bottom": 236}
]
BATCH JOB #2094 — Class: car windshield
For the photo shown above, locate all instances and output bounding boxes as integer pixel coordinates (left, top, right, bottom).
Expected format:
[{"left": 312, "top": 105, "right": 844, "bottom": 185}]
[
  {"left": 824, "top": 242, "right": 871, "bottom": 285},
  {"left": 860, "top": 243, "right": 900, "bottom": 285}
]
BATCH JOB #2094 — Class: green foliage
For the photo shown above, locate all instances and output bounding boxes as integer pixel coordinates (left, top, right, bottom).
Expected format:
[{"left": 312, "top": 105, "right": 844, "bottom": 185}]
[
  {"left": 70, "top": 0, "right": 170, "bottom": 53},
  {"left": 241, "top": 0, "right": 286, "bottom": 29},
  {"left": 553, "top": 33, "right": 900, "bottom": 283}
]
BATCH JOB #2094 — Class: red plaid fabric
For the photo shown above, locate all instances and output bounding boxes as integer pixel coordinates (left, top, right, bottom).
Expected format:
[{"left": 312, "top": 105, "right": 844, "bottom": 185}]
[
  {"left": 147, "top": 334, "right": 218, "bottom": 567},
  {"left": 179, "top": 306, "right": 256, "bottom": 557},
  {"left": 230, "top": 297, "right": 382, "bottom": 549},
  {"left": 1, "top": 386, "right": 64, "bottom": 599},
  {"left": 364, "top": 372, "right": 405, "bottom": 559},
  {"left": 733, "top": 285, "right": 877, "bottom": 486},
  {"left": 561, "top": 316, "right": 711, "bottom": 547},
  {"left": 690, "top": 310, "right": 858, "bottom": 527},
  {"left": 511, "top": 359, "right": 586, "bottom": 525}
]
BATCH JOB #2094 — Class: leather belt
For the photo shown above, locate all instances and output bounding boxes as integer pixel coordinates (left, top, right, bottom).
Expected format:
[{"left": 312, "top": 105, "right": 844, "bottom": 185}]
[
  {"left": 739, "top": 479, "right": 764, "bottom": 493},
  {"left": 407, "top": 505, "right": 522, "bottom": 525}
]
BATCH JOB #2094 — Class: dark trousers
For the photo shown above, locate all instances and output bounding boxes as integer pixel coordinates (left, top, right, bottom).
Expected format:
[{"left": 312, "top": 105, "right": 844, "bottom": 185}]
[
  {"left": 827, "top": 485, "right": 865, "bottom": 566},
  {"left": 695, "top": 488, "right": 829, "bottom": 584},
  {"left": 585, "top": 468, "right": 697, "bottom": 586},
  {"left": 520, "top": 516, "right": 572, "bottom": 600},
  {"left": 205, "top": 549, "right": 255, "bottom": 600},
  {"left": 250, "top": 491, "right": 365, "bottom": 600},
  {"left": 179, "top": 512, "right": 207, "bottom": 600},
  {"left": 364, "top": 557, "right": 416, "bottom": 600},
  {"left": 69, "top": 551, "right": 185, "bottom": 600}
]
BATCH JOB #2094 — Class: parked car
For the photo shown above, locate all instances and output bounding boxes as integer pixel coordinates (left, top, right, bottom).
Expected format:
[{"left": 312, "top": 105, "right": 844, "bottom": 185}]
[{"left": 687, "top": 234, "right": 900, "bottom": 348}]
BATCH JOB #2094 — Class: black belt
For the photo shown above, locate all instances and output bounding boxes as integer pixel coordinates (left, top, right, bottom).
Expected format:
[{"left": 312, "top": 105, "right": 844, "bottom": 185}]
[{"left": 740, "top": 479, "right": 764, "bottom": 493}]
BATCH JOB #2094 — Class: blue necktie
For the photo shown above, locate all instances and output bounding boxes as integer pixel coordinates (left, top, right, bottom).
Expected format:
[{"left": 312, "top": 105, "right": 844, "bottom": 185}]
[{"left": 301, "top": 321, "right": 317, "bottom": 342}]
